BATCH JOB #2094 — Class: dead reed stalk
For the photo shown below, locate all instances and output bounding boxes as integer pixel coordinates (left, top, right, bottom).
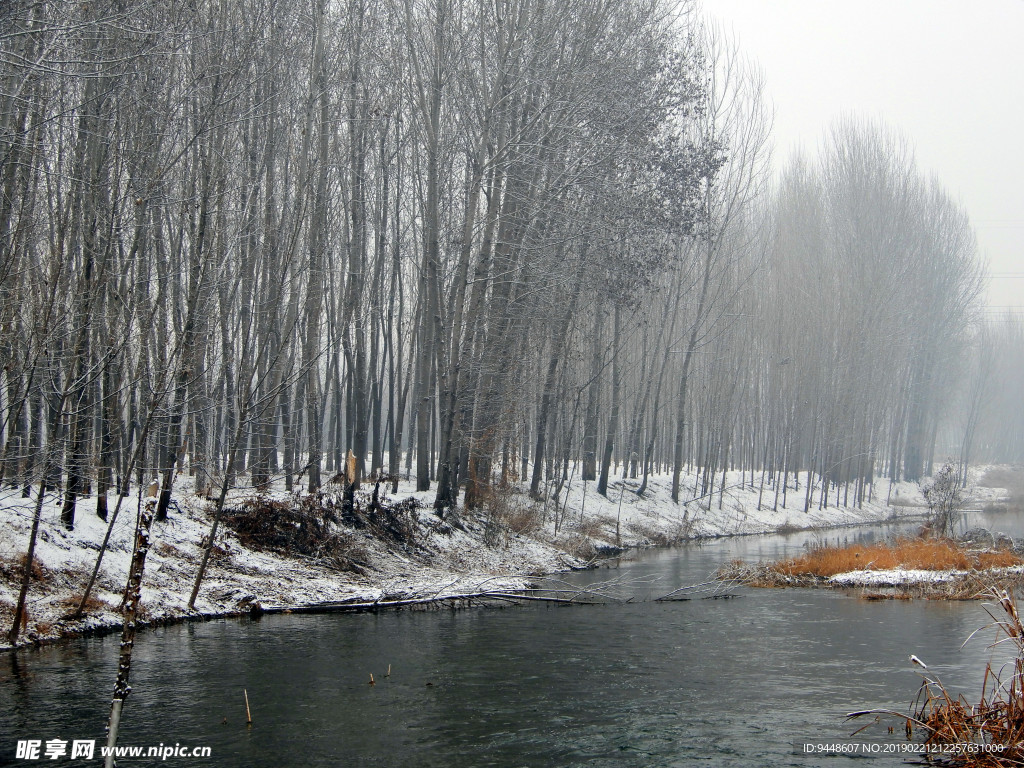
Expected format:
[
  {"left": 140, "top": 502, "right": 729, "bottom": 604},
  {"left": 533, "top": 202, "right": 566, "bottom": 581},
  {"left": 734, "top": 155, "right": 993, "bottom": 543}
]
[{"left": 852, "top": 589, "right": 1024, "bottom": 766}]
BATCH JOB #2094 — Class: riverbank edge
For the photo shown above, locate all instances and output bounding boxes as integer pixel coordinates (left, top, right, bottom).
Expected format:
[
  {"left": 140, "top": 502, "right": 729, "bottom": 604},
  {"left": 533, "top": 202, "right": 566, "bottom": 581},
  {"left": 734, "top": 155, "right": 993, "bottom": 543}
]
[
  {"left": 0, "top": 516, "right": 935, "bottom": 655},
  {"left": 0, "top": 468, "right": 974, "bottom": 654}
]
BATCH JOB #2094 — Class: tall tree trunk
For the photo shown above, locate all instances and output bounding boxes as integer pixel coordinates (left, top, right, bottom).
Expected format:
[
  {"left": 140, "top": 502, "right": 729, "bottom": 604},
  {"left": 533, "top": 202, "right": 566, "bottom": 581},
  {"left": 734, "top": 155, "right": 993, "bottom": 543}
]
[
  {"left": 597, "top": 303, "right": 622, "bottom": 497},
  {"left": 582, "top": 303, "right": 603, "bottom": 482},
  {"left": 529, "top": 284, "right": 579, "bottom": 497}
]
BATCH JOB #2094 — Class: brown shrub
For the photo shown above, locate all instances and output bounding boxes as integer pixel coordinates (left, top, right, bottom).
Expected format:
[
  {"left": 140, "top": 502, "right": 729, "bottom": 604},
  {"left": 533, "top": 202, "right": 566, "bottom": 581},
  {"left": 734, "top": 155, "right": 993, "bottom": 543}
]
[
  {"left": 32, "top": 621, "right": 53, "bottom": 636},
  {"left": 576, "top": 516, "right": 609, "bottom": 539},
  {"left": 323, "top": 534, "right": 371, "bottom": 574},
  {"left": 479, "top": 485, "right": 539, "bottom": 548},
  {"left": 58, "top": 592, "right": 111, "bottom": 614},
  {"left": 977, "top": 549, "right": 1023, "bottom": 569},
  {"left": 224, "top": 495, "right": 346, "bottom": 556},
  {"left": 507, "top": 505, "right": 541, "bottom": 535},
  {"left": 860, "top": 591, "right": 914, "bottom": 601},
  {"left": 625, "top": 521, "right": 672, "bottom": 546},
  {"left": 559, "top": 535, "right": 597, "bottom": 561},
  {"left": 0, "top": 553, "right": 50, "bottom": 584},
  {"left": 222, "top": 491, "right": 392, "bottom": 571},
  {"left": 154, "top": 541, "right": 188, "bottom": 559}
]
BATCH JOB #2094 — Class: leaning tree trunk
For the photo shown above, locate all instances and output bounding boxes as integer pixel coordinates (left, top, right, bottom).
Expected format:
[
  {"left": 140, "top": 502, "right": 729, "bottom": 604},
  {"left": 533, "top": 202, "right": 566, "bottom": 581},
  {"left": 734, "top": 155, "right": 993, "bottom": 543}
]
[{"left": 104, "top": 480, "right": 159, "bottom": 768}]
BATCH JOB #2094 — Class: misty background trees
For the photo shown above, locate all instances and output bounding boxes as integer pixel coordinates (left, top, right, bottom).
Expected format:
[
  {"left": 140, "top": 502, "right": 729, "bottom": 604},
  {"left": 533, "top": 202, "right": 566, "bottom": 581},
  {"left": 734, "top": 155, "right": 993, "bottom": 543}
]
[{"left": 0, "top": 0, "right": 1019, "bottom": 540}]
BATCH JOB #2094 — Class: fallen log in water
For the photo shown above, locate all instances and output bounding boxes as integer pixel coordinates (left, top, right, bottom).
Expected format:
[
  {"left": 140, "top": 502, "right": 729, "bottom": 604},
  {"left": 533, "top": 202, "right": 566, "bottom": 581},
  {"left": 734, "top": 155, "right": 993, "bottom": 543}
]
[
  {"left": 254, "top": 573, "right": 688, "bottom": 615},
  {"left": 259, "top": 590, "right": 583, "bottom": 615},
  {"left": 256, "top": 593, "right": 577, "bottom": 618}
]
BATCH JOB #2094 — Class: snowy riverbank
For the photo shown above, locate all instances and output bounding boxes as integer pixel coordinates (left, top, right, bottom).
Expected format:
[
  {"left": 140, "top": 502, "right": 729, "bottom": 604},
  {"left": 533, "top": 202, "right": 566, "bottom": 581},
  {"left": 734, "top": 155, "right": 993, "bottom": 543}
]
[{"left": 0, "top": 467, "right": 971, "bottom": 651}]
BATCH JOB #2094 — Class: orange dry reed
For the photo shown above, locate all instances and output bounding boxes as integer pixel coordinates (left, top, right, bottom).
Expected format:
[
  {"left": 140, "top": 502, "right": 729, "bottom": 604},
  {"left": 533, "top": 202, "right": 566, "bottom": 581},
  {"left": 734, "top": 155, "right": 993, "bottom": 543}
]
[
  {"left": 772, "top": 538, "right": 1023, "bottom": 579},
  {"left": 850, "top": 590, "right": 1024, "bottom": 766},
  {"left": 913, "top": 590, "right": 1024, "bottom": 766}
]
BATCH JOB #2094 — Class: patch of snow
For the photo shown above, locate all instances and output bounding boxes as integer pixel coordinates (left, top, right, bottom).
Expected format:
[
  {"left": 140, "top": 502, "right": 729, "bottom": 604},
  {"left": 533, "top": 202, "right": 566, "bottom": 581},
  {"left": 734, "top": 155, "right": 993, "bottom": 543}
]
[{"left": 830, "top": 565, "right": 1024, "bottom": 587}]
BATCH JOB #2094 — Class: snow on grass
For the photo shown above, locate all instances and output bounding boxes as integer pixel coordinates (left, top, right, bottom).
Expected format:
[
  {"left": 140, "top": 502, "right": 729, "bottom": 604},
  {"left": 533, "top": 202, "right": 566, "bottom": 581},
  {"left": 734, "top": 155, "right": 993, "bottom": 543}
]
[
  {"left": 546, "top": 466, "right": 926, "bottom": 545},
  {"left": 0, "top": 464, "right": 997, "bottom": 650}
]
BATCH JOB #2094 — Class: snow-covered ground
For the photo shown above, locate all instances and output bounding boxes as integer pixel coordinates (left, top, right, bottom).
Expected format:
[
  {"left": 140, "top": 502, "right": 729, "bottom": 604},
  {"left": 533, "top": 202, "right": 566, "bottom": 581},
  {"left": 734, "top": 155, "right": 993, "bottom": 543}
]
[
  {"left": 552, "top": 467, "right": 927, "bottom": 542},
  {"left": 0, "top": 465, "right": 985, "bottom": 650},
  {"left": 829, "top": 566, "right": 1024, "bottom": 588}
]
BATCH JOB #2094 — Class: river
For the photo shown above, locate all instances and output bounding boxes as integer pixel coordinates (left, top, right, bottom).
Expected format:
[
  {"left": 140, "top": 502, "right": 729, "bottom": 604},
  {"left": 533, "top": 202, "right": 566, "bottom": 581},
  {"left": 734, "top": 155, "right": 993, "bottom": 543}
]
[{"left": 3, "top": 513, "right": 1023, "bottom": 767}]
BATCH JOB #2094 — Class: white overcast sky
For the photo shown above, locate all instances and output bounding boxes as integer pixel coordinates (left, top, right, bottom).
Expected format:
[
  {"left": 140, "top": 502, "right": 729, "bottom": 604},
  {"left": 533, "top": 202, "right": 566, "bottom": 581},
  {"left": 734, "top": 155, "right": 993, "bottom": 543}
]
[{"left": 699, "top": 0, "right": 1024, "bottom": 312}]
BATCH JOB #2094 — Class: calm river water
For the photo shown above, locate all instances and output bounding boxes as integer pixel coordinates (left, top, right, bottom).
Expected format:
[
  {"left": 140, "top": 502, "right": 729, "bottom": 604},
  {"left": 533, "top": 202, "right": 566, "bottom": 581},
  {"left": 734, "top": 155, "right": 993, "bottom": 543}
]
[{"left": 3, "top": 512, "right": 1024, "bottom": 767}]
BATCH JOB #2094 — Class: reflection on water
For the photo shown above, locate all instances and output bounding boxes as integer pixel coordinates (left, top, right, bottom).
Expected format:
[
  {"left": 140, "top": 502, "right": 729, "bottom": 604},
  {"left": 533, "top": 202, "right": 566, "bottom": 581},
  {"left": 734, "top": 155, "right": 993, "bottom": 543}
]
[
  {"left": 960, "top": 507, "right": 1024, "bottom": 539},
  {"left": 2, "top": 512, "right": 1022, "bottom": 767}
]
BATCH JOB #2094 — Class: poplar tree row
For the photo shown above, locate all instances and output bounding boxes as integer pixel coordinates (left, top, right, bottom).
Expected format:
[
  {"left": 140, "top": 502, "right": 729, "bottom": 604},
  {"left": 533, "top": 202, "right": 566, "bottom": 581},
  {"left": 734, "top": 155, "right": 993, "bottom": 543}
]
[{"left": 0, "top": 0, "right": 1001, "bottom": 532}]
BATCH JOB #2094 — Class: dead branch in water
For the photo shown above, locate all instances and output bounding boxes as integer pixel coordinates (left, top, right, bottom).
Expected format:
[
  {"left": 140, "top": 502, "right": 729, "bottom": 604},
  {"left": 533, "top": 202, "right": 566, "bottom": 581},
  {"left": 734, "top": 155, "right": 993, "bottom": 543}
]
[{"left": 656, "top": 577, "right": 744, "bottom": 601}]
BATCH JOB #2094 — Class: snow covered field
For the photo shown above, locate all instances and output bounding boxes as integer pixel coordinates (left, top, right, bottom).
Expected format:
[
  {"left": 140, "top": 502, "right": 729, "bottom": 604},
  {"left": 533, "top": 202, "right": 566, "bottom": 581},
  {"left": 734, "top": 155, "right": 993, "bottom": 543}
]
[{"left": 0, "top": 466, "right": 969, "bottom": 650}]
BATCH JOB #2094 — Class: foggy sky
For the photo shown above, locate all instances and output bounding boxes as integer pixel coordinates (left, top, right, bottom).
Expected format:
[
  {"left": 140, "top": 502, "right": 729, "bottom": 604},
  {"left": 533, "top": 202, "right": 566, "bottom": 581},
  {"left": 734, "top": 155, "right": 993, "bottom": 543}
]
[{"left": 701, "top": 0, "right": 1024, "bottom": 314}]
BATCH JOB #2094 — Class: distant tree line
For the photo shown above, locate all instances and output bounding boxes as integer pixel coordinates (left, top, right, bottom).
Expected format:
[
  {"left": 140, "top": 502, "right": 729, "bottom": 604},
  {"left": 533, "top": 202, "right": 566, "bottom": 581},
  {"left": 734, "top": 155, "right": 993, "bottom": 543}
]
[
  {"left": 0, "top": 0, "right": 1010, "bottom": 533},
  {"left": 952, "top": 312, "right": 1024, "bottom": 478}
]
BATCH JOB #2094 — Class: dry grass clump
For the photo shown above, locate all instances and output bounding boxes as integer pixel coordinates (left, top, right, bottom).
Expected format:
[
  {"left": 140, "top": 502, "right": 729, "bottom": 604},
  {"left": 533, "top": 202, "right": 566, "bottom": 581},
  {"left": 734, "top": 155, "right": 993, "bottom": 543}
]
[
  {"left": 576, "top": 515, "right": 613, "bottom": 539},
  {"left": 483, "top": 486, "right": 541, "bottom": 542},
  {"left": 0, "top": 552, "right": 50, "bottom": 584},
  {"left": 31, "top": 620, "right": 55, "bottom": 637},
  {"left": 504, "top": 504, "right": 541, "bottom": 536},
  {"left": 154, "top": 541, "right": 190, "bottom": 560},
  {"left": 557, "top": 534, "right": 597, "bottom": 562},
  {"left": 478, "top": 485, "right": 540, "bottom": 547},
  {"left": 774, "top": 522, "right": 804, "bottom": 535},
  {"left": 57, "top": 592, "right": 112, "bottom": 615},
  {"left": 860, "top": 591, "right": 914, "bottom": 601},
  {"left": 625, "top": 521, "right": 672, "bottom": 546},
  {"left": 716, "top": 559, "right": 793, "bottom": 588},
  {"left": 772, "top": 538, "right": 1023, "bottom": 579},
  {"left": 718, "top": 560, "right": 1024, "bottom": 599}
]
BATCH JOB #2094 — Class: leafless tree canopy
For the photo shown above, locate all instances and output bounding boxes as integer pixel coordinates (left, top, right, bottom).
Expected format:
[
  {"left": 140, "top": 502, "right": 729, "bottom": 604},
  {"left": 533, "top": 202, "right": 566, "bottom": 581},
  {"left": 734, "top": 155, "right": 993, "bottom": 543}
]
[{"left": 0, "top": 0, "right": 1013, "bottom": 534}]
